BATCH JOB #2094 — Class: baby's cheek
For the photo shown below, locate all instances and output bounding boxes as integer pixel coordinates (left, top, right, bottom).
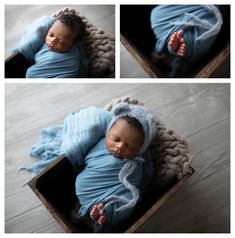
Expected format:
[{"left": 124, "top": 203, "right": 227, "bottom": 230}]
[
  {"left": 105, "top": 138, "right": 111, "bottom": 150},
  {"left": 45, "top": 36, "right": 50, "bottom": 44}
]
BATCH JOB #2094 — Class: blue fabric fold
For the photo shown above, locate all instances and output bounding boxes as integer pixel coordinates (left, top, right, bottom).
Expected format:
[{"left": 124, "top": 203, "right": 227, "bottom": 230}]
[
  {"left": 75, "top": 138, "right": 141, "bottom": 222},
  {"left": 23, "top": 125, "right": 63, "bottom": 177},
  {"left": 26, "top": 43, "right": 81, "bottom": 78},
  {"left": 61, "top": 108, "right": 112, "bottom": 172},
  {"left": 22, "top": 106, "right": 112, "bottom": 175}
]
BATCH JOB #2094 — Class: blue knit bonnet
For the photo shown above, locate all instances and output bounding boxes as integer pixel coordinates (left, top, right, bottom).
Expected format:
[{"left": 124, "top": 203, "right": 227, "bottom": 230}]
[{"left": 108, "top": 103, "right": 157, "bottom": 155}]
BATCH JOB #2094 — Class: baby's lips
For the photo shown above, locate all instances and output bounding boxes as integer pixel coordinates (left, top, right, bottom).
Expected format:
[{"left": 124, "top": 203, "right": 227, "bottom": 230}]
[
  {"left": 111, "top": 151, "right": 121, "bottom": 157},
  {"left": 46, "top": 41, "right": 53, "bottom": 47},
  {"left": 46, "top": 43, "right": 54, "bottom": 51}
]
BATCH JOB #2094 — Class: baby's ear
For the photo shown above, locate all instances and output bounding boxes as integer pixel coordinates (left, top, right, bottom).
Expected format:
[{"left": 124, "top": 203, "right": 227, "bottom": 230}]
[{"left": 112, "top": 103, "right": 130, "bottom": 116}]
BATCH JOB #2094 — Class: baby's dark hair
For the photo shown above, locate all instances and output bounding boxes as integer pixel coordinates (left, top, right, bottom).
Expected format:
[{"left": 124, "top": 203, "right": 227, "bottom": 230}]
[
  {"left": 57, "top": 14, "right": 85, "bottom": 41},
  {"left": 119, "top": 116, "right": 144, "bottom": 137}
]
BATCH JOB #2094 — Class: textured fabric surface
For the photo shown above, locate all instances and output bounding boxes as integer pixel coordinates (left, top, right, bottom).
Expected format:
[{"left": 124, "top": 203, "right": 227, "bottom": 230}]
[
  {"left": 26, "top": 44, "right": 81, "bottom": 78},
  {"left": 22, "top": 107, "right": 111, "bottom": 175},
  {"left": 14, "top": 15, "right": 54, "bottom": 64},
  {"left": 22, "top": 125, "right": 63, "bottom": 177}
]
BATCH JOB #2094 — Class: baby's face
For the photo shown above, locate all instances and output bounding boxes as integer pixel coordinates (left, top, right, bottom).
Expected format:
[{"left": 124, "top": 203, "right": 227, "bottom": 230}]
[
  {"left": 106, "top": 119, "right": 144, "bottom": 159},
  {"left": 45, "top": 20, "right": 77, "bottom": 53}
]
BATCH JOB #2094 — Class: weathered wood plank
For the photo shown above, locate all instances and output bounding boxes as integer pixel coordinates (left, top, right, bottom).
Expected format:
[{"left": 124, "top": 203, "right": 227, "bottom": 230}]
[
  {"left": 120, "top": 43, "right": 150, "bottom": 78},
  {"left": 5, "top": 205, "right": 62, "bottom": 233},
  {"left": 121, "top": 35, "right": 157, "bottom": 78}
]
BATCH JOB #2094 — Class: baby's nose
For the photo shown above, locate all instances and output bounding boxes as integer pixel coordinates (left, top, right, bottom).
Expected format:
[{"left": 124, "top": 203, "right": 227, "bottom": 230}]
[
  {"left": 116, "top": 142, "right": 124, "bottom": 151},
  {"left": 50, "top": 38, "right": 57, "bottom": 44}
]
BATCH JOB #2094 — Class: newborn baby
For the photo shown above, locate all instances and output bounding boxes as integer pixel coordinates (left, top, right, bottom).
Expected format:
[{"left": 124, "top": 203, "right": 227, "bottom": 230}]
[
  {"left": 80, "top": 115, "right": 145, "bottom": 226},
  {"left": 25, "top": 14, "right": 86, "bottom": 78},
  {"left": 24, "top": 103, "right": 157, "bottom": 232},
  {"left": 70, "top": 103, "right": 157, "bottom": 232}
]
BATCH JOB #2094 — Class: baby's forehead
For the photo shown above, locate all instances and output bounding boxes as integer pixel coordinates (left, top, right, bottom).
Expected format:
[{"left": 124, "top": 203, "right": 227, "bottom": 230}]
[
  {"left": 112, "top": 118, "right": 143, "bottom": 134},
  {"left": 50, "top": 20, "right": 77, "bottom": 36},
  {"left": 52, "top": 19, "right": 69, "bottom": 29}
]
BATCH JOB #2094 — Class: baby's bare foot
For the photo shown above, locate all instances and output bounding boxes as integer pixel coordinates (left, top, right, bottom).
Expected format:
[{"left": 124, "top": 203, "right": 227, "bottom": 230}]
[
  {"left": 168, "top": 30, "right": 183, "bottom": 52},
  {"left": 90, "top": 203, "right": 106, "bottom": 225},
  {"left": 168, "top": 30, "right": 186, "bottom": 56}
]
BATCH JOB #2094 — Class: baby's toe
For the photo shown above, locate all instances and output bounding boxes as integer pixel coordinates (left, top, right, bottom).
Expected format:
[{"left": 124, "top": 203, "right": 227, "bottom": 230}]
[
  {"left": 97, "top": 203, "right": 104, "bottom": 210},
  {"left": 179, "top": 37, "right": 185, "bottom": 44},
  {"left": 97, "top": 214, "right": 106, "bottom": 225},
  {"left": 90, "top": 205, "right": 100, "bottom": 220},
  {"left": 177, "top": 44, "right": 186, "bottom": 56},
  {"left": 177, "top": 30, "right": 184, "bottom": 38},
  {"left": 168, "top": 32, "right": 179, "bottom": 51}
]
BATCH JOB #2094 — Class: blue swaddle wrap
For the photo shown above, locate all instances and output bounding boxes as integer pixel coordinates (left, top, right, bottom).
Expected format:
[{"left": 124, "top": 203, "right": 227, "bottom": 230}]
[
  {"left": 26, "top": 125, "right": 63, "bottom": 177},
  {"left": 76, "top": 138, "right": 153, "bottom": 225},
  {"left": 61, "top": 107, "right": 112, "bottom": 172},
  {"left": 14, "top": 16, "right": 55, "bottom": 64},
  {"left": 150, "top": 5, "right": 222, "bottom": 61},
  {"left": 23, "top": 106, "right": 112, "bottom": 175},
  {"left": 23, "top": 106, "right": 155, "bottom": 226},
  {"left": 26, "top": 43, "right": 81, "bottom": 78},
  {"left": 14, "top": 15, "right": 89, "bottom": 78}
]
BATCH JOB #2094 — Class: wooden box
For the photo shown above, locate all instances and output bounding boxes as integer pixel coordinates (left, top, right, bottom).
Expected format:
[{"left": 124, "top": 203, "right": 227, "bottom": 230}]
[
  {"left": 5, "top": 53, "right": 32, "bottom": 78},
  {"left": 120, "top": 5, "right": 230, "bottom": 78},
  {"left": 28, "top": 154, "right": 194, "bottom": 233}
]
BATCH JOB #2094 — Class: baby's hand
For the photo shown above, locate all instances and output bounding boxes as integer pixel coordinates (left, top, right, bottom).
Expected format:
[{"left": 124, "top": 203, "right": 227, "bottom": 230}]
[{"left": 90, "top": 203, "right": 106, "bottom": 225}]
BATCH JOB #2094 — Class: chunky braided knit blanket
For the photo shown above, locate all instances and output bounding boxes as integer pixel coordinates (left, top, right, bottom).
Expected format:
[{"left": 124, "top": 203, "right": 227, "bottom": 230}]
[
  {"left": 104, "top": 96, "right": 193, "bottom": 189},
  {"left": 54, "top": 8, "right": 115, "bottom": 77}
]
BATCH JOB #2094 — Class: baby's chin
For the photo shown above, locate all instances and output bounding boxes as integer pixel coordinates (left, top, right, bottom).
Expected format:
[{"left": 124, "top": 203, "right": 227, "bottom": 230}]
[
  {"left": 46, "top": 44, "right": 67, "bottom": 53},
  {"left": 111, "top": 151, "right": 122, "bottom": 159},
  {"left": 47, "top": 45, "right": 58, "bottom": 52},
  {"left": 106, "top": 148, "right": 122, "bottom": 159},
  {"left": 109, "top": 150, "right": 134, "bottom": 160}
]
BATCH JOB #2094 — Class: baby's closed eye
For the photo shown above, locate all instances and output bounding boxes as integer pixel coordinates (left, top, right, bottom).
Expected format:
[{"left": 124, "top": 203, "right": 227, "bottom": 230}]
[
  {"left": 48, "top": 32, "right": 54, "bottom": 37},
  {"left": 126, "top": 143, "right": 137, "bottom": 151},
  {"left": 111, "top": 136, "right": 120, "bottom": 142}
]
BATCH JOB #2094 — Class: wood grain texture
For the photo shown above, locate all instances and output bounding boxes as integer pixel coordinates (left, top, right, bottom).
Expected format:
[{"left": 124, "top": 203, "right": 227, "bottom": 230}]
[
  {"left": 120, "top": 43, "right": 150, "bottom": 78},
  {"left": 5, "top": 83, "right": 230, "bottom": 233},
  {"left": 120, "top": 36, "right": 156, "bottom": 78}
]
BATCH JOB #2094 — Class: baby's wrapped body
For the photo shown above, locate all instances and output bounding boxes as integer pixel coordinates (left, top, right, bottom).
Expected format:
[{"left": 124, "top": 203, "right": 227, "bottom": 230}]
[
  {"left": 26, "top": 43, "right": 81, "bottom": 78},
  {"left": 76, "top": 137, "right": 150, "bottom": 227},
  {"left": 150, "top": 5, "right": 223, "bottom": 76}
]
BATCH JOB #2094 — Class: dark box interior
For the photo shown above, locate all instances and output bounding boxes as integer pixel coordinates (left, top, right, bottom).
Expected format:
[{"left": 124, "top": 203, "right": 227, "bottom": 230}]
[{"left": 5, "top": 53, "right": 32, "bottom": 78}]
